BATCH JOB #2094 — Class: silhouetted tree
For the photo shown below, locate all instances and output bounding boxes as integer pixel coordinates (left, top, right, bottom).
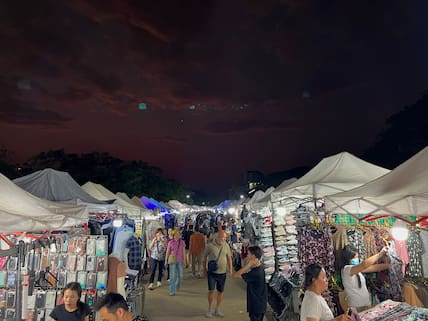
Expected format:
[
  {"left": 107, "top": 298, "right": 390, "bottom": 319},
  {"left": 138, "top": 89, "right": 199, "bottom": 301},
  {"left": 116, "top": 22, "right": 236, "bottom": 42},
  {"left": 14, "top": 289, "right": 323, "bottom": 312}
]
[
  {"left": 19, "top": 150, "right": 191, "bottom": 202},
  {"left": 364, "top": 92, "right": 428, "bottom": 168},
  {"left": 0, "top": 147, "right": 18, "bottom": 178}
]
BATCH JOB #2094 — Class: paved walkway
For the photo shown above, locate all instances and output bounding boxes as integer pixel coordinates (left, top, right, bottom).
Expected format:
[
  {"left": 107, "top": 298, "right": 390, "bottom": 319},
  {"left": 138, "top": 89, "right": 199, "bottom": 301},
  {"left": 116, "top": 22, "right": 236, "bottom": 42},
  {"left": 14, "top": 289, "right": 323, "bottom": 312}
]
[{"left": 143, "top": 268, "right": 269, "bottom": 321}]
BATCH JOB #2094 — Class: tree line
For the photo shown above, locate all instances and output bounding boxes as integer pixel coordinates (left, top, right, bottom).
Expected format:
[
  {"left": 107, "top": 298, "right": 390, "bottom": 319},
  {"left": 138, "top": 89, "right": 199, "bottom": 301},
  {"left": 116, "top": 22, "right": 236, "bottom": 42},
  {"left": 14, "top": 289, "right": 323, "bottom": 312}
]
[{"left": 0, "top": 149, "right": 192, "bottom": 203}]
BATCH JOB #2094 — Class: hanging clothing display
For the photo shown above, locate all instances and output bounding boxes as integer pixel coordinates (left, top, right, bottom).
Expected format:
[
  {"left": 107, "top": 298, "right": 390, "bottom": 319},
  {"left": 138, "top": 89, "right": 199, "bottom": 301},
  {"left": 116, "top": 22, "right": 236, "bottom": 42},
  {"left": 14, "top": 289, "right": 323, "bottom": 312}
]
[
  {"left": 405, "top": 230, "right": 424, "bottom": 278},
  {"left": 420, "top": 230, "right": 428, "bottom": 278},
  {"left": 298, "top": 226, "right": 335, "bottom": 277}
]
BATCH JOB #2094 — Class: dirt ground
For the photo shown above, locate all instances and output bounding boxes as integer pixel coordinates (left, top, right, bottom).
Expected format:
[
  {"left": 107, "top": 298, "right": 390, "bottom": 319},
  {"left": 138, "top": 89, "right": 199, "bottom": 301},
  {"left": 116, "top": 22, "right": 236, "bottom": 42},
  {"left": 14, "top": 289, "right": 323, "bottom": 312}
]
[{"left": 143, "top": 268, "right": 271, "bottom": 321}]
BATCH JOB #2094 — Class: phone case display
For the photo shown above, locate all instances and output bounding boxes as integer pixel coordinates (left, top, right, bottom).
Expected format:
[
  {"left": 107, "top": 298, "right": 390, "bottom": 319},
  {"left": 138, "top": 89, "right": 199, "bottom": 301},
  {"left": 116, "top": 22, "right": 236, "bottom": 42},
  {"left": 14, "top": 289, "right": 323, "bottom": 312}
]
[
  {"left": 0, "top": 235, "right": 110, "bottom": 321},
  {"left": 87, "top": 272, "right": 97, "bottom": 290},
  {"left": 0, "top": 271, "right": 6, "bottom": 287},
  {"left": 96, "top": 271, "right": 107, "bottom": 290},
  {"left": 78, "top": 271, "right": 87, "bottom": 289},
  {"left": 86, "top": 256, "right": 96, "bottom": 271},
  {"left": 45, "top": 290, "right": 56, "bottom": 309}
]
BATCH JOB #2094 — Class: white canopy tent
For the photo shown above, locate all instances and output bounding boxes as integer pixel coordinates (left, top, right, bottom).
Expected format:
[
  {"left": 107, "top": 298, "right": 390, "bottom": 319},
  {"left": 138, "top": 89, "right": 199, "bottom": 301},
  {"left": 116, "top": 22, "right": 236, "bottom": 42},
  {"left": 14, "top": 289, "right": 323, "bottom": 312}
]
[
  {"left": 116, "top": 192, "right": 152, "bottom": 217},
  {"left": 82, "top": 182, "right": 145, "bottom": 218},
  {"left": 246, "top": 190, "right": 266, "bottom": 209},
  {"left": 255, "top": 178, "right": 298, "bottom": 206},
  {"left": 270, "top": 152, "right": 390, "bottom": 210},
  {"left": 0, "top": 173, "right": 88, "bottom": 233},
  {"left": 168, "top": 200, "right": 188, "bottom": 211},
  {"left": 325, "top": 147, "right": 428, "bottom": 220}
]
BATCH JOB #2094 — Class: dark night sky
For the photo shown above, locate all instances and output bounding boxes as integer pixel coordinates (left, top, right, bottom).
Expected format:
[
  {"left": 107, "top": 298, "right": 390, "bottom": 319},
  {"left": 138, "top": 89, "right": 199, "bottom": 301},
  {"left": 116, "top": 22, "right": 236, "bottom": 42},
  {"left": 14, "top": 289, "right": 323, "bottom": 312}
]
[{"left": 1, "top": 1, "right": 428, "bottom": 193}]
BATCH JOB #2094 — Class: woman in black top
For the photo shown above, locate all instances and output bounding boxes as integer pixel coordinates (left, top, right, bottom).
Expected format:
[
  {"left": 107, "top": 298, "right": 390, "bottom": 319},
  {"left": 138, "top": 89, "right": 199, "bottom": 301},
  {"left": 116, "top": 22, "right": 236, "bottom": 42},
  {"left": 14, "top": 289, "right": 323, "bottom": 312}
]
[{"left": 50, "top": 282, "right": 90, "bottom": 321}]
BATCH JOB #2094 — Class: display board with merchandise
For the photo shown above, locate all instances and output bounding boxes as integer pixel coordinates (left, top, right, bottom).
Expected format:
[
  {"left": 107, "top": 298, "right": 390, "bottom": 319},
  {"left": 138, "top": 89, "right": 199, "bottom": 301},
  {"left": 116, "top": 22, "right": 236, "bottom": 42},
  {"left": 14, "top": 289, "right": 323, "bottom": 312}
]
[{"left": 0, "top": 234, "right": 109, "bottom": 321}]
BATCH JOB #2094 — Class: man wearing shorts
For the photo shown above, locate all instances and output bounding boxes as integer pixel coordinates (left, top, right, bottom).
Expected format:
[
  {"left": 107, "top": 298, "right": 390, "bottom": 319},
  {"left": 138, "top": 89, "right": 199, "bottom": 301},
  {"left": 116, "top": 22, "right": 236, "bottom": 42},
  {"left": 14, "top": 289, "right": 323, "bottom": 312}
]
[{"left": 203, "top": 230, "right": 233, "bottom": 318}]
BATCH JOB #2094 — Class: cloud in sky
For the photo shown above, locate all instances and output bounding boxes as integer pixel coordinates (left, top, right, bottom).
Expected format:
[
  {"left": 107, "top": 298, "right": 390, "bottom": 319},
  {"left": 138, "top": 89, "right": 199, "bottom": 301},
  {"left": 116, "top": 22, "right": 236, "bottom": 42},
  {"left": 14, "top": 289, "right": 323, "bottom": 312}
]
[{"left": 1, "top": 0, "right": 428, "bottom": 192}]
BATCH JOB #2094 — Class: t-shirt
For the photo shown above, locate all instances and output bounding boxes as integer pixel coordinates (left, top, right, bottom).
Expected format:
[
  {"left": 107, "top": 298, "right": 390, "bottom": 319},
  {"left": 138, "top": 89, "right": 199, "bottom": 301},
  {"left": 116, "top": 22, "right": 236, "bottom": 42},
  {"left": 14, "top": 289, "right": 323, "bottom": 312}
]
[
  {"left": 300, "top": 290, "right": 333, "bottom": 321},
  {"left": 150, "top": 237, "right": 167, "bottom": 261},
  {"left": 50, "top": 303, "right": 91, "bottom": 321},
  {"left": 204, "top": 241, "right": 231, "bottom": 274},
  {"left": 241, "top": 265, "right": 267, "bottom": 314},
  {"left": 189, "top": 232, "right": 205, "bottom": 254},
  {"left": 341, "top": 265, "right": 370, "bottom": 308},
  {"left": 167, "top": 239, "right": 186, "bottom": 262}
]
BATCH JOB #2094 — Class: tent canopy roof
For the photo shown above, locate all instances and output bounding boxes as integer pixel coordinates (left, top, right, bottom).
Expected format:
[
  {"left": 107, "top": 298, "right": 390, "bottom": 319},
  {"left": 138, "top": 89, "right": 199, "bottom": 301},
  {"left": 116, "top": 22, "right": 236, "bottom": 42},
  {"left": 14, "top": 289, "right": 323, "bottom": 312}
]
[
  {"left": 271, "top": 152, "right": 390, "bottom": 202},
  {"left": 140, "top": 196, "right": 167, "bottom": 211},
  {"left": 13, "top": 168, "right": 108, "bottom": 204},
  {"left": 0, "top": 172, "right": 87, "bottom": 233},
  {"left": 83, "top": 182, "right": 146, "bottom": 217},
  {"left": 325, "top": 147, "right": 428, "bottom": 216}
]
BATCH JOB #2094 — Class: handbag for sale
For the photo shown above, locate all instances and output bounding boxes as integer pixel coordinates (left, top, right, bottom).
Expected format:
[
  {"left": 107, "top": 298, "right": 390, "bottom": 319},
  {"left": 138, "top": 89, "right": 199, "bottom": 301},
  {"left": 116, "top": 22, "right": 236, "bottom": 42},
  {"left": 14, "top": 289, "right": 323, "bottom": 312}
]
[{"left": 167, "top": 254, "right": 177, "bottom": 264}]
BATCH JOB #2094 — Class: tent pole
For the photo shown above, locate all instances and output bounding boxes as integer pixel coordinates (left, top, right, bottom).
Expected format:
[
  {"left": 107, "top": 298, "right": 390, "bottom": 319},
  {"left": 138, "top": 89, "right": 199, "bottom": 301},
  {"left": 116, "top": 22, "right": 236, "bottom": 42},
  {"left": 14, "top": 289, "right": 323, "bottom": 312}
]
[{"left": 16, "top": 240, "right": 25, "bottom": 321}]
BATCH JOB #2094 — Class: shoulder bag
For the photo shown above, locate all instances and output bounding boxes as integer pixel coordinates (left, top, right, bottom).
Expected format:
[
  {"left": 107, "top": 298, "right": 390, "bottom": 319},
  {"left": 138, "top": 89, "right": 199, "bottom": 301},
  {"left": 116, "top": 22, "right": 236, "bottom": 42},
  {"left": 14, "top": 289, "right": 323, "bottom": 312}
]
[{"left": 207, "top": 244, "right": 223, "bottom": 273}]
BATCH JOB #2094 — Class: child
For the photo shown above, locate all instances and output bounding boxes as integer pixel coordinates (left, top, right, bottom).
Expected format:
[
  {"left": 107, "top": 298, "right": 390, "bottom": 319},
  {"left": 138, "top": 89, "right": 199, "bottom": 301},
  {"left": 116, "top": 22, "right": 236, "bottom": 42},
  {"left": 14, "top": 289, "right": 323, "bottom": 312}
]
[{"left": 50, "top": 282, "right": 91, "bottom": 321}]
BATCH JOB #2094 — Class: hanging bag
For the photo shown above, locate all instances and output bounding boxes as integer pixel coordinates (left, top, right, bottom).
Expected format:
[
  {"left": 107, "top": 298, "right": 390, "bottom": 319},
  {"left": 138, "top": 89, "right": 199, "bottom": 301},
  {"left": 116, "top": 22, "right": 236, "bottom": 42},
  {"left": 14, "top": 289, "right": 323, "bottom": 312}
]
[
  {"left": 167, "top": 240, "right": 180, "bottom": 264},
  {"left": 208, "top": 244, "right": 223, "bottom": 273},
  {"left": 167, "top": 254, "right": 177, "bottom": 264}
]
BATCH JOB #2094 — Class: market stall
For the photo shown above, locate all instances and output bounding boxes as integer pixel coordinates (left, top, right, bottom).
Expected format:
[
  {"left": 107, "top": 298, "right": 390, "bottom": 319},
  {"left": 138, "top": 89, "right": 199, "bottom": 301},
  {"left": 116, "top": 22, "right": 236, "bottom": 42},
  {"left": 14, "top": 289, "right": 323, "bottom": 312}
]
[
  {"left": 0, "top": 172, "right": 89, "bottom": 321},
  {"left": 261, "top": 152, "right": 391, "bottom": 321}
]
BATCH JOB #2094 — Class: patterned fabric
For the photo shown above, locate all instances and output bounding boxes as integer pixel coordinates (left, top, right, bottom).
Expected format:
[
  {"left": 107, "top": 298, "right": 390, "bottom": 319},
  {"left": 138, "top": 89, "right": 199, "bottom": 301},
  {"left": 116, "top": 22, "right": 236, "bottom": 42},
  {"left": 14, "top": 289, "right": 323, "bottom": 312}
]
[
  {"left": 298, "top": 226, "right": 335, "bottom": 277},
  {"left": 420, "top": 230, "right": 428, "bottom": 278},
  {"left": 362, "top": 228, "right": 377, "bottom": 258},
  {"left": 405, "top": 231, "right": 424, "bottom": 278},
  {"left": 332, "top": 226, "right": 349, "bottom": 271},
  {"left": 126, "top": 235, "right": 142, "bottom": 270},
  {"left": 394, "top": 240, "right": 409, "bottom": 275},
  {"left": 347, "top": 228, "right": 365, "bottom": 260},
  {"left": 387, "top": 254, "right": 404, "bottom": 301}
]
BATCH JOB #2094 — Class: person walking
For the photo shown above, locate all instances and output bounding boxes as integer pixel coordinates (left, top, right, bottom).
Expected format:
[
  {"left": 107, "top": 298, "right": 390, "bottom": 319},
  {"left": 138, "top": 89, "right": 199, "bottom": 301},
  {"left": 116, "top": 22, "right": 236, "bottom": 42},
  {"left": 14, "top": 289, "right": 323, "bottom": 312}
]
[
  {"left": 50, "top": 282, "right": 90, "bottom": 321},
  {"left": 203, "top": 230, "right": 233, "bottom": 318},
  {"left": 165, "top": 229, "right": 187, "bottom": 296},
  {"left": 189, "top": 226, "right": 206, "bottom": 277},
  {"left": 233, "top": 245, "right": 267, "bottom": 321},
  {"left": 148, "top": 228, "right": 167, "bottom": 290},
  {"left": 182, "top": 224, "right": 194, "bottom": 267}
]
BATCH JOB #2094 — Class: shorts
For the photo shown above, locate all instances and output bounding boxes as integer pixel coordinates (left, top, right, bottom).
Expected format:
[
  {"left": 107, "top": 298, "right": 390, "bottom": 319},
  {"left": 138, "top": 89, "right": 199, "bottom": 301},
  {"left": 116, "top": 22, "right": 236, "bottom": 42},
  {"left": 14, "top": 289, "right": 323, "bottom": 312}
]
[{"left": 207, "top": 272, "right": 226, "bottom": 292}]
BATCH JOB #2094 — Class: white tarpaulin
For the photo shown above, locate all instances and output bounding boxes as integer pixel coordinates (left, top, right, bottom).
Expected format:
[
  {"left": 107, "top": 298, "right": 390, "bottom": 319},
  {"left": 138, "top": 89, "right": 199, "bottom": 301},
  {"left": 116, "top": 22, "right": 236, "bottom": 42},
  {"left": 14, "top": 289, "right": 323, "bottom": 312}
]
[
  {"left": 168, "top": 200, "right": 187, "bottom": 211},
  {"left": 271, "top": 152, "right": 390, "bottom": 203},
  {"left": 13, "top": 168, "right": 117, "bottom": 213},
  {"left": 325, "top": 147, "right": 428, "bottom": 216},
  {"left": 256, "top": 179, "right": 298, "bottom": 205},
  {"left": 116, "top": 192, "right": 152, "bottom": 216},
  {"left": 83, "top": 182, "right": 144, "bottom": 218},
  {"left": 0, "top": 172, "right": 88, "bottom": 232}
]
